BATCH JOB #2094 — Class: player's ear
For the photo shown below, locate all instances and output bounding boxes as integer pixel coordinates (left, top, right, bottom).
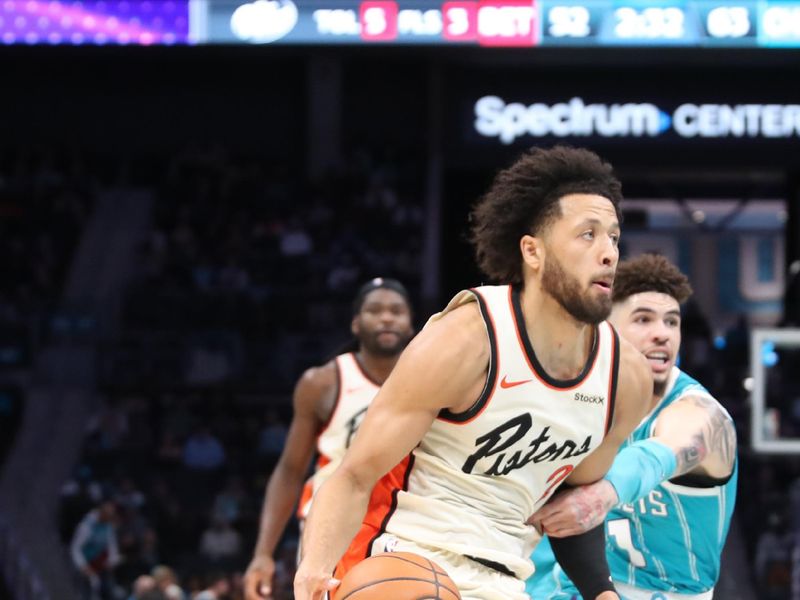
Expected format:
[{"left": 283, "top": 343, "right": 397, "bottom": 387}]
[
  {"left": 520, "top": 234, "right": 544, "bottom": 273},
  {"left": 351, "top": 315, "right": 360, "bottom": 337}
]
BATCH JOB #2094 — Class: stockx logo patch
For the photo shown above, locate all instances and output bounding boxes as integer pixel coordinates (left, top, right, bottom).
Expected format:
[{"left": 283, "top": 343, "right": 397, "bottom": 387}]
[{"left": 574, "top": 393, "right": 604, "bottom": 404}]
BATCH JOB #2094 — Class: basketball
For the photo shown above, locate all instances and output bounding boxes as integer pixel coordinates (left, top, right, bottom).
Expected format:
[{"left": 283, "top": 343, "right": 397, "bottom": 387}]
[{"left": 333, "top": 552, "right": 462, "bottom": 600}]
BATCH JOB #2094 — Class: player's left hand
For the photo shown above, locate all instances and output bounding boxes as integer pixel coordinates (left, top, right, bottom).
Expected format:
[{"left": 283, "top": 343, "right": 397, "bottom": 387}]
[{"left": 528, "top": 479, "right": 618, "bottom": 537}]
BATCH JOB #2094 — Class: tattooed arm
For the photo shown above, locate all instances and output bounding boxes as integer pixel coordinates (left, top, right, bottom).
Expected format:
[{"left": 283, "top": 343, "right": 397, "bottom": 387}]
[
  {"left": 530, "top": 393, "right": 736, "bottom": 537},
  {"left": 651, "top": 393, "right": 737, "bottom": 479}
]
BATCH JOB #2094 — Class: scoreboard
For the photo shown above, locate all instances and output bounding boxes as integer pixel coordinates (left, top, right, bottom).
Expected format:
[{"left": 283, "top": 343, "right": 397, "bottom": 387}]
[
  {"left": 200, "top": 0, "right": 800, "bottom": 47},
  {"left": 2, "top": 0, "right": 800, "bottom": 47}
]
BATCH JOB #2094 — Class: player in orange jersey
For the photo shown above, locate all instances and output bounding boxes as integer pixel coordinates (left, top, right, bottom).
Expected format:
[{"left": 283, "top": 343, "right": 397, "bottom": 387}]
[{"left": 244, "top": 278, "right": 414, "bottom": 599}]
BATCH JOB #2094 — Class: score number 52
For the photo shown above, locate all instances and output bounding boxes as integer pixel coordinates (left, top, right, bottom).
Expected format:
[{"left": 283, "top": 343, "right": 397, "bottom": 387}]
[{"left": 547, "top": 5, "right": 591, "bottom": 38}]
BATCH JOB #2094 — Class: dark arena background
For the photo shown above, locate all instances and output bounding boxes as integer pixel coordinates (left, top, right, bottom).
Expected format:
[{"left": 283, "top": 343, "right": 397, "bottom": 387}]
[{"left": 1, "top": 1, "right": 800, "bottom": 599}]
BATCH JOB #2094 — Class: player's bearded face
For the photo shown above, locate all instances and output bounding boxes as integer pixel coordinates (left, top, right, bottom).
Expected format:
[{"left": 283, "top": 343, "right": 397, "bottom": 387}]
[
  {"left": 355, "top": 290, "right": 414, "bottom": 357},
  {"left": 541, "top": 251, "right": 612, "bottom": 325},
  {"left": 360, "top": 322, "right": 413, "bottom": 357}
]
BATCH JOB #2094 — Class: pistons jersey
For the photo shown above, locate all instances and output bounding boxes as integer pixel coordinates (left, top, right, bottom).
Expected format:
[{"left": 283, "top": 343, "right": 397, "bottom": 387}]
[
  {"left": 363, "top": 285, "right": 620, "bottom": 579},
  {"left": 297, "top": 352, "right": 379, "bottom": 519}
]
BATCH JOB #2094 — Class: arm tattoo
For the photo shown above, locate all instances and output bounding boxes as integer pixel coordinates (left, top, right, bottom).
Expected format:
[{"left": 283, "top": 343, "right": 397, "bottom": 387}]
[
  {"left": 707, "top": 406, "right": 737, "bottom": 470},
  {"left": 675, "top": 431, "right": 707, "bottom": 474},
  {"left": 674, "top": 395, "right": 737, "bottom": 476}
]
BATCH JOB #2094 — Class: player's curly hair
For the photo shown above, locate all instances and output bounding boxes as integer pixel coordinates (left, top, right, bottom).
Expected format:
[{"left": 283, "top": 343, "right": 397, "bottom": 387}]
[
  {"left": 612, "top": 253, "right": 693, "bottom": 304},
  {"left": 469, "top": 145, "right": 623, "bottom": 284}
]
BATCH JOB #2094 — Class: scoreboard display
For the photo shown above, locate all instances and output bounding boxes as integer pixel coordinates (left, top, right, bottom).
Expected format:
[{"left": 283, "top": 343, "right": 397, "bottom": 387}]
[
  {"left": 2, "top": 0, "right": 800, "bottom": 47},
  {"left": 201, "top": 0, "right": 800, "bottom": 47}
]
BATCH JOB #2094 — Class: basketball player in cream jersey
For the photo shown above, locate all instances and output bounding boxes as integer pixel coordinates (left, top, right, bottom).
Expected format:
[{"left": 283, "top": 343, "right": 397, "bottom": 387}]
[
  {"left": 244, "top": 278, "right": 414, "bottom": 600},
  {"left": 295, "top": 146, "right": 654, "bottom": 600}
]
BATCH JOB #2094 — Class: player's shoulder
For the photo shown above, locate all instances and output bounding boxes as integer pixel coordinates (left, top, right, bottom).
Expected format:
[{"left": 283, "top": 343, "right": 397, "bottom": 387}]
[
  {"left": 405, "top": 291, "right": 489, "bottom": 370},
  {"left": 296, "top": 357, "right": 340, "bottom": 395},
  {"left": 612, "top": 334, "right": 655, "bottom": 422},
  {"left": 424, "top": 290, "right": 485, "bottom": 339},
  {"left": 668, "top": 368, "right": 727, "bottom": 414},
  {"left": 616, "top": 334, "right": 651, "bottom": 384},
  {"left": 671, "top": 368, "right": 712, "bottom": 398},
  {"left": 422, "top": 291, "right": 486, "bottom": 349}
]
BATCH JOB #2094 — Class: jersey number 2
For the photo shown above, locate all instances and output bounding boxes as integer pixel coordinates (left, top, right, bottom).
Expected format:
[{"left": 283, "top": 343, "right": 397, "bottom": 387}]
[
  {"left": 608, "top": 518, "right": 646, "bottom": 567},
  {"left": 537, "top": 464, "right": 574, "bottom": 502}
]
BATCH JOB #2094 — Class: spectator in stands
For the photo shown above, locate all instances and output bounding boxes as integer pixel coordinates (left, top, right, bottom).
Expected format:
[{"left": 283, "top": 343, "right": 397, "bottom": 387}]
[
  {"left": 86, "top": 402, "right": 128, "bottom": 453},
  {"left": 59, "top": 465, "right": 103, "bottom": 543},
  {"left": 182, "top": 425, "right": 226, "bottom": 471},
  {"left": 326, "top": 254, "right": 360, "bottom": 293},
  {"left": 115, "top": 477, "right": 146, "bottom": 511},
  {"left": 149, "top": 479, "right": 184, "bottom": 559},
  {"left": 117, "top": 524, "right": 161, "bottom": 588},
  {"left": 278, "top": 218, "right": 313, "bottom": 258},
  {"left": 255, "top": 410, "right": 287, "bottom": 466},
  {"left": 155, "top": 431, "right": 184, "bottom": 471},
  {"left": 151, "top": 565, "right": 185, "bottom": 600},
  {"left": 70, "top": 500, "right": 121, "bottom": 600},
  {"left": 199, "top": 516, "right": 242, "bottom": 562},
  {"left": 139, "top": 528, "right": 160, "bottom": 570},
  {"left": 128, "top": 575, "right": 159, "bottom": 600},
  {"left": 212, "top": 475, "right": 250, "bottom": 526},
  {"left": 228, "top": 571, "right": 245, "bottom": 600},
  {"left": 194, "top": 573, "right": 231, "bottom": 600},
  {"left": 755, "top": 512, "right": 793, "bottom": 599}
]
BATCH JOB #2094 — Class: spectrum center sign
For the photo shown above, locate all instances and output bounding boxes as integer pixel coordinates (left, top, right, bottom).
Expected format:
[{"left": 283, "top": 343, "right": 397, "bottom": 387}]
[{"left": 474, "top": 95, "right": 800, "bottom": 144}]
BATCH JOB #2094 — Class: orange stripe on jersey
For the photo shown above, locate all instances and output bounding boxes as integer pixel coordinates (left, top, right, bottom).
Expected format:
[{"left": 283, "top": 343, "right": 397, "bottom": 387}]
[
  {"left": 296, "top": 480, "right": 314, "bottom": 520},
  {"left": 296, "top": 454, "right": 332, "bottom": 520},
  {"left": 333, "top": 454, "right": 414, "bottom": 581}
]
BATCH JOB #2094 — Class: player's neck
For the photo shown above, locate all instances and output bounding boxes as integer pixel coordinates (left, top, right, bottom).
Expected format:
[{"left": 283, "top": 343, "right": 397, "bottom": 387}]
[
  {"left": 354, "top": 350, "right": 398, "bottom": 385},
  {"left": 518, "top": 285, "right": 596, "bottom": 380},
  {"left": 653, "top": 379, "right": 669, "bottom": 403}
]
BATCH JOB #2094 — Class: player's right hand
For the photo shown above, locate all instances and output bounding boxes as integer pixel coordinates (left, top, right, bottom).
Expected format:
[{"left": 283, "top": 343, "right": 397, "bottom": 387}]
[
  {"left": 244, "top": 554, "right": 275, "bottom": 599},
  {"left": 293, "top": 562, "right": 340, "bottom": 600}
]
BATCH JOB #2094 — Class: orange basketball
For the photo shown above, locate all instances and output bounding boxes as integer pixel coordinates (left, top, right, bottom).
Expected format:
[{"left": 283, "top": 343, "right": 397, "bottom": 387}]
[{"left": 333, "top": 551, "right": 462, "bottom": 600}]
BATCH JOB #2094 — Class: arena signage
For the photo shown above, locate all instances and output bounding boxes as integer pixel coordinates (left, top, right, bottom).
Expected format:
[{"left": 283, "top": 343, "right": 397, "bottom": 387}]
[{"left": 474, "top": 95, "right": 800, "bottom": 144}]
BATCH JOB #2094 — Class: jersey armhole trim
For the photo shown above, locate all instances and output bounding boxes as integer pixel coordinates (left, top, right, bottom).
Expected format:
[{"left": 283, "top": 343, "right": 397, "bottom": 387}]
[
  {"left": 606, "top": 323, "right": 620, "bottom": 435},
  {"left": 317, "top": 356, "right": 343, "bottom": 440},
  {"left": 438, "top": 288, "right": 498, "bottom": 424}
]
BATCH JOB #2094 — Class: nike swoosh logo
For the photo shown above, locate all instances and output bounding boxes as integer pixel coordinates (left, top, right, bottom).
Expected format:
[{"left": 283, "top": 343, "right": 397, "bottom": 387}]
[{"left": 500, "top": 375, "right": 533, "bottom": 389}]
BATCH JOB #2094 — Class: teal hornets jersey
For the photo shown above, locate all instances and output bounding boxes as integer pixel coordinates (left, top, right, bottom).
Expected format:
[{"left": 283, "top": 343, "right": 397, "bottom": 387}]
[{"left": 527, "top": 368, "right": 737, "bottom": 599}]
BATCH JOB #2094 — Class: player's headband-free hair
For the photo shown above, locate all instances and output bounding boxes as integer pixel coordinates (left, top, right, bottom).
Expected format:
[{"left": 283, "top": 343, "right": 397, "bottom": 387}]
[{"left": 352, "top": 277, "right": 411, "bottom": 315}]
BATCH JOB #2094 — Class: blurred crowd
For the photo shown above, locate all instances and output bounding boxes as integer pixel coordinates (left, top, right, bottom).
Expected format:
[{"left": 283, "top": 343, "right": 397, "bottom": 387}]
[
  {"left": 97, "top": 146, "right": 425, "bottom": 396},
  {"left": 59, "top": 390, "right": 295, "bottom": 599},
  {"left": 0, "top": 147, "right": 96, "bottom": 368},
  {"left": 133, "top": 147, "right": 422, "bottom": 341}
]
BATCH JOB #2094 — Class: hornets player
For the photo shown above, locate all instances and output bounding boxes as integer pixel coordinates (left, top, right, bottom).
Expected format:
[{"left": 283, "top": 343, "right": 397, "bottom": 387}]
[{"left": 527, "top": 254, "right": 737, "bottom": 600}]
